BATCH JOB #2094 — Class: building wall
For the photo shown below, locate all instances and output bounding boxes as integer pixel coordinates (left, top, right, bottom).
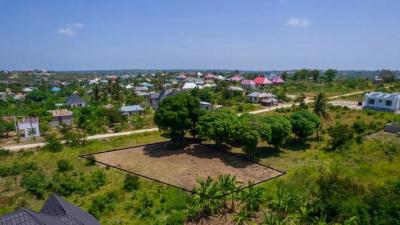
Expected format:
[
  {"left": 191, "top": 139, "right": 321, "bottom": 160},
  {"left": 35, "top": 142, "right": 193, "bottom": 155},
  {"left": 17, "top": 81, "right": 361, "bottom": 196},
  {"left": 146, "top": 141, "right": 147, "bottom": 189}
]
[{"left": 364, "top": 96, "right": 400, "bottom": 111}]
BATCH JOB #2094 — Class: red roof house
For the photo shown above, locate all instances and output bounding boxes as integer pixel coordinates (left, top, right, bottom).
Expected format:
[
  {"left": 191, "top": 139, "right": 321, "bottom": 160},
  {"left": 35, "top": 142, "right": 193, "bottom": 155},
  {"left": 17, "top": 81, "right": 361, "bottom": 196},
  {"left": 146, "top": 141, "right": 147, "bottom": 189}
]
[
  {"left": 253, "top": 76, "right": 272, "bottom": 86},
  {"left": 241, "top": 79, "right": 256, "bottom": 89}
]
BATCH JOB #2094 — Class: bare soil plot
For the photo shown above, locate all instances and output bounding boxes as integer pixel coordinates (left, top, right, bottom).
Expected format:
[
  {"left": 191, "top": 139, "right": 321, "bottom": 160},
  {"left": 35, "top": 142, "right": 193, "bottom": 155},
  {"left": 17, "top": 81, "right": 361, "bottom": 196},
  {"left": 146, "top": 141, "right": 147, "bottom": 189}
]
[
  {"left": 88, "top": 142, "right": 284, "bottom": 193},
  {"left": 329, "top": 100, "right": 363, "bottom": 110}
]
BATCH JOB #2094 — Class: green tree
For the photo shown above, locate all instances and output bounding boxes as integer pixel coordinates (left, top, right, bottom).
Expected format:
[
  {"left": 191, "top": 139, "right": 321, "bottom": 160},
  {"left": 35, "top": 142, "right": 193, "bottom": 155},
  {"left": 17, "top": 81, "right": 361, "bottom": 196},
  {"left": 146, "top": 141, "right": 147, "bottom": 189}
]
[
  {"left": 290, "top": 111, "right": 321, "bottom": 140},
  {"left": 324, "top": 69, "right": 337, "bottom": 82},
  {"left": 262, "top": 115, "right": 292, "bottom": 147},
  {"left": 313, "top": 93, "right": 330, "bottom": 120},
  {"left": 328, "top": 123, "right": 354, "bottom": 150},
  {"left": 154, "top": 93, "right": 201, "bottom": 145},
  {"left": 311, "top": 69, "right": 320, "bottom": 82},
  {"left": 197, "top": 110, "right": 238, "bottom": 145}
]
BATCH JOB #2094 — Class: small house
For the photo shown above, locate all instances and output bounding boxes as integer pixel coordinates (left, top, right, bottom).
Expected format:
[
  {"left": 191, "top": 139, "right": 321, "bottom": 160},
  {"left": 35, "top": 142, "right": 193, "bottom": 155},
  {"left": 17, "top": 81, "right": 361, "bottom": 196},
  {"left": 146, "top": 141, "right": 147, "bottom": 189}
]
[
  {"left": 149, "top": 89, "right": 176, "bottom": 109},
  {"left": 48, "top": 109, "right": 73, "bottom": 126},
  {"left": 253, "top": 76, "right": 272, "bottom": 87},
  {"left": 200, "top": 101, "right": 212, "bottom": 110},
  {"left": 51, "top": 86, "right": 61, "bottom": 92},
  {"left": 121, "top": 105, "right": 144, "bottom": 116},
  {"left": 227, "top": 86, "right": 244, "bottom": 92},
  {"left": 364, "top": 92, "right": 400, "bottom": 113},
  {"left": 229, "top": 75, "right": 244, "bottom": 82},
  {"left": 182, "top": 82, "right": 197, "bottom": 90},
  {"left": 247, "top": 92, "right": 276, "bottom": 103},
  {"left": 66, "top": 94, "right": 87, "bottom": 108},
  {"left": 16, "top": 117, "right": 40, "bottom": 138},
  {"left": 241, "top": 79, "right": 256, "bottom": 89},
  {"left": 272, "top": 76, "right": 285, "bottom": 85}
]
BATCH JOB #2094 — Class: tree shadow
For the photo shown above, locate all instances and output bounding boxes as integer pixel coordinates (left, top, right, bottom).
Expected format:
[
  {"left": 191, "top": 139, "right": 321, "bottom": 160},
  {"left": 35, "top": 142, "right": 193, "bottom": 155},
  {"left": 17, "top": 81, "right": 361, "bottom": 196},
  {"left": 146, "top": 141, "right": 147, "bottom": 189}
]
[
  {"left": 251, "top": 146, "right": 284, "bottom": 162},
  {"left": 282, "top": 138, "right": 311, "bottom": 151},
  {"left": 141, "top": 139, "right": 257, "bottom": 169}
]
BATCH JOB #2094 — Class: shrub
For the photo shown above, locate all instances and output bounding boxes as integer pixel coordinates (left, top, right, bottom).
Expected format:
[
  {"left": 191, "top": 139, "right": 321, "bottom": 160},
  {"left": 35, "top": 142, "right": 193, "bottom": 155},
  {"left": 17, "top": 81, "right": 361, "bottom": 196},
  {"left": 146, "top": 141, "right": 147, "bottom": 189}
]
[
  {"left": 328, "top": 123, "right": 354, "bottom": 151},
  {"left": 85, "top": 155, "right": 96, "bottom": 166},
  {"left": 49, "top": 173, "right": 83, "bottom": 196},
  {"left": 0, "top": 148, "right": 10, "bottom": 157},
  {"left": 89, "top": 192, "right": 118, "bottom": 219},
  {"left": 123, "top": 174, "right": 140, "bottom": 191},
  {"left": 57, "top": 159, "right": 74, "bottom": 172},
  {"left": 0, "top": 162, "right": 38, "bottom": 177},
  {"left": 86, "top": 170, "right": 106, "bottom": 191},
  {"left": 45, "top": 135, "right": 63, "bottom": 152},
  {"left": 21, "top": 170, "right": 47, "bottom": 199}
]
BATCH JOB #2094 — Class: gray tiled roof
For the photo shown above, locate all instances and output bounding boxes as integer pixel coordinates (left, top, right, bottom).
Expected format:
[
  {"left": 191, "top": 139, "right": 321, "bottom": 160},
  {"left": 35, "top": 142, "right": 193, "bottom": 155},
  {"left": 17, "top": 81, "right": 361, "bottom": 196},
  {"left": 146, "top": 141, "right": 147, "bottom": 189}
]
[
  {"left": 66, "top": 94, "right": 86, "bottom": 106},
  {"left": 0, "top": 194, "right": 100, "bottom": 225}
]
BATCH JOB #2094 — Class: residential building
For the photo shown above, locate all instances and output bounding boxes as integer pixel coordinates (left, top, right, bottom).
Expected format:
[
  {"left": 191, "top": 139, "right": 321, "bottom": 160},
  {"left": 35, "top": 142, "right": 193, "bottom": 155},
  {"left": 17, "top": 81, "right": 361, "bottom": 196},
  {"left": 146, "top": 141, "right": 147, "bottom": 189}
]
[
  {"left": 48, "top": 109, "right": 73, "bottom": 126},
  {"left": 149, "top": 89, "right": 176, "bottom": 109},
  {"left": 229, "top": 75, "right": 244, "bottom": 82},
  {"left": 121, "top": 105, "right": 144, "bottom": 116},
  {"left": 66, "top": 94, "right": 87, "bottom": 108},
  {"left": 364, "top": 92, "right": 400, "bottom": 113},
  {"left": 15, "top": 117, "right": 40, "bottom": 138},
  {"left": 253, "top": 76, "right": 272, "bottom": 87},
  {"left": 200, "top": 101, "right": 212, "bottom": 110},
  {"left": 272, "top": 76, "right": 285, "bottom": 84},
  {"left": 0, "top": 193, "right": 100, "bottom": 225},
  {"left": 227, "top": 86, "right": 244, "bottom": 92},
  {"left": 241, "top": 79, "right": 256, "bottom": 89},
  {"left": 247, "top": 92, "right": 276, "bottom": 103},
  {"left": 182, "top": 82, "right": 197, "bottom": 90}
]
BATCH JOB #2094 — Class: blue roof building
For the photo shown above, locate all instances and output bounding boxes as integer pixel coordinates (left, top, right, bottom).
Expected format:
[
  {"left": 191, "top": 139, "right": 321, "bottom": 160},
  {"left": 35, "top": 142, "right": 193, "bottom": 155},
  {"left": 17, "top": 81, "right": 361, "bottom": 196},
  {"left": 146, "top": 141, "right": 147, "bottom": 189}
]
[{"left": 120, "top": 105, "right": 144, "bottom": 116}]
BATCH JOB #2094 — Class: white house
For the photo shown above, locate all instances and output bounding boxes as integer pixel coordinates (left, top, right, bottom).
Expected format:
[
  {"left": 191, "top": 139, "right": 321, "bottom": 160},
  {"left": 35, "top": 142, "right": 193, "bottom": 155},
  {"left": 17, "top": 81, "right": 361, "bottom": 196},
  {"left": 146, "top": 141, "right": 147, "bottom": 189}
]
[
  {"left": 364, "top": 92, "right": 400, "bottom": 113},
  {"left": 200, "top": 101, "right": 212, "bottom": 110},
  {"left": 16, "top": 117, "right": 40, "bottom": 139},
  {"left": 247, "top": 92, "right": 276, "bottom": 103}
]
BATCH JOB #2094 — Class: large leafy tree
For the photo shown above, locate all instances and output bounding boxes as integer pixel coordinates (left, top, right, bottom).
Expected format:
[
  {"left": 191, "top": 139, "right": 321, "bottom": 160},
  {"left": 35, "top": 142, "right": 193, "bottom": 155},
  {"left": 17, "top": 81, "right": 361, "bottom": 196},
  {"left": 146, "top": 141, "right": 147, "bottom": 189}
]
[
  {"left": 290, "top": 111, "right": 321, "bottom": 140},
  {"left": 262, "top": 115, "right": 292, "bottom": 147},
  {"left": 154, "top": 93, "right": 201, "bottom": 145},
  {"left": 324, "top": 69, "right": 337, "bottom": 82},
  {"left": 197, "top": 109, "right": 237, "bottom": 145},
  {"left": 313, "top": 93, "right": 330, "bottom": 120}
]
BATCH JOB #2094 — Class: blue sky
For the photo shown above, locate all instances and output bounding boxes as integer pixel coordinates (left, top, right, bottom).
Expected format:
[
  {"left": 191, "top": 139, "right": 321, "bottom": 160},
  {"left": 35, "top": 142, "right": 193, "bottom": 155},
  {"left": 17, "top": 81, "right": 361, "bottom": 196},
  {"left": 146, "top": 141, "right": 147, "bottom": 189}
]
[{"left": 0, "top": 0, "right": 399, "bottom": 71}]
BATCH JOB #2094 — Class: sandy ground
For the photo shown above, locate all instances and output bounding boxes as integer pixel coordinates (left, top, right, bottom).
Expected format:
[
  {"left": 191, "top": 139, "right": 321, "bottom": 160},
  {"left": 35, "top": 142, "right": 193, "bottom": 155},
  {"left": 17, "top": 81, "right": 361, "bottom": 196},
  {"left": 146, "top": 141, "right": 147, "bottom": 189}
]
[
  {"left": 329, "top": 100, "right": 363, "bottom": 110},
  {"left": 93, "top": 142, "right": 283, "bottom": 191}
]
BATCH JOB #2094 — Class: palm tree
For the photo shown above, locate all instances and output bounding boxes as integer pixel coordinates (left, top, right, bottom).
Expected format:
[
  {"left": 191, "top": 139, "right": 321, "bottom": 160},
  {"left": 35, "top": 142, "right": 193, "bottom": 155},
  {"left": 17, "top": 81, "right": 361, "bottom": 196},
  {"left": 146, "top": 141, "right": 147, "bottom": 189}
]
[
  {"left": 232, "top": 209, "right": 252, "bottom": 225},
  {"left": 313, "top": 93, "right": 330, "bottom": 120},
  {"left": 217, "top": 174, "right": 240, "bottom": 208},
  {"left": 240, "top": 182, "right": 265, "bottom": 213}
]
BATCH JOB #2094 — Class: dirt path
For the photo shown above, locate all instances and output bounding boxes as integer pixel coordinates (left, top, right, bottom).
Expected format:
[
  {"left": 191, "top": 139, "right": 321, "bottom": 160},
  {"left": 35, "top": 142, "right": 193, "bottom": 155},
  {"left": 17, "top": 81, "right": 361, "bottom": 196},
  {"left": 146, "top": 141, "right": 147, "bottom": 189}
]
[{"left": 1, "top": 91, "right": 367, "bottom": 152}]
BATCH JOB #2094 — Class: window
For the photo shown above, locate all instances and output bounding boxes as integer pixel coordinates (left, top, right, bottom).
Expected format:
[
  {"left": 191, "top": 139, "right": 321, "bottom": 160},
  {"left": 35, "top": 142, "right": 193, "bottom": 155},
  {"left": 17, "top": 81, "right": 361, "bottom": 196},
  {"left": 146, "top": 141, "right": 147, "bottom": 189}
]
[
  {"left": 386, "top": 100, "right": 392, "bottom": 106},
  {"left": 378, "top": 100, "right": 382, "bottom": 103},
  {"left": 368, "top": 99, "right": 375, "bottom": 105},
  {"left": 27, "top": 128, "right": 36, "bottom": 135}
]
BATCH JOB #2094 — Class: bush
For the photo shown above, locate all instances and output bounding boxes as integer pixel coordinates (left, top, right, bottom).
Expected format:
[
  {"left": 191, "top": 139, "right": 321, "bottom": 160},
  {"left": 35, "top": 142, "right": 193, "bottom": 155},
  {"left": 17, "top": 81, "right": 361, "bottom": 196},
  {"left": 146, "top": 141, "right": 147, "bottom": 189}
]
[
  {"left": 49, "top": 173, "right": 83, "bottom": 196},
  {"left": 123, "top": 174, "right": 140, "bottom": 191},
  {"left": 0, "top": 148, "right": 10, "bottom": 157},
  {"left": 45, "top": 135, "right": 63, "bottom": 152},
  {"left": 89, "top": 192, "right": 118, "bottom": 219},
  {"left": 21, "top": 170, "right": 47, "bottom": 198},
  {"left": 328, "top": 123, "right": 354, "bottom": 151},
  {"left": 57, "top": 159, "right": 74, "bottom": 172},
  {"left": 86, "top": 170, "right": 106, "bottom": 191},
  {"left": 85, "top": 155, "right": 96, "bottom": 166},
  {"left": 0, "top": 162, "right": 38, "bottom": 177}
]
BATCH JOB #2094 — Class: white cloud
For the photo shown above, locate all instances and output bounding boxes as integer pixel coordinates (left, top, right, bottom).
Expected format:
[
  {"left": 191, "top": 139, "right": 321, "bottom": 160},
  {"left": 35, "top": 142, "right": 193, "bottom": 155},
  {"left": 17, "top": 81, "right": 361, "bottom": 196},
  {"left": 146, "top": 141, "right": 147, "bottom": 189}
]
[
  {"left": 57, "top": 22, "right": 85, "bottom": 36},
  {"left": 285, "top": 17, "right": 310, "bottom": 27},
  {"left": 58, "top": 27, "right": 77, "bottom": 36}
]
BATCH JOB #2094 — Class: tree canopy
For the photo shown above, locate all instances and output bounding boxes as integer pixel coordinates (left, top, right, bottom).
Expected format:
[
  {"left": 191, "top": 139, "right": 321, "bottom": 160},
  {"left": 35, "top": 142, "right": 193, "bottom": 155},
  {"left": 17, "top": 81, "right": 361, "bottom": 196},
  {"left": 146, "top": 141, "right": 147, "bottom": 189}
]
[{"left": 154, "top": 93, "right": 201, "bottom": 145}]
